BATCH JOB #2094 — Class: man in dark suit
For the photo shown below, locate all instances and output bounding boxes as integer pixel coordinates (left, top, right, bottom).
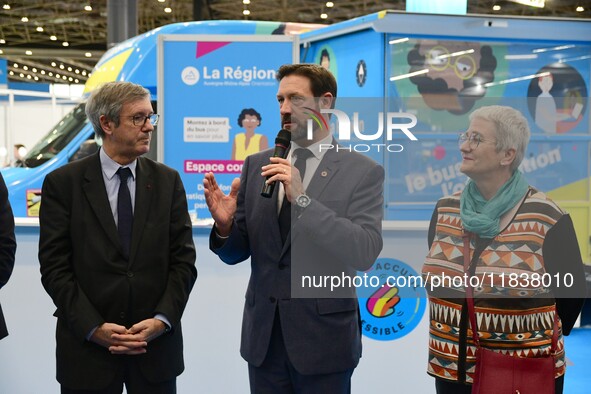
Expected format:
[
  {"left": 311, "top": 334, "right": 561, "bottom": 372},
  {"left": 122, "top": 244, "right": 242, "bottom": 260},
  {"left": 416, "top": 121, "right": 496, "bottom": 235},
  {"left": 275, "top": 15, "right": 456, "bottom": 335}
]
[
  {"left": 203, "top": 64, "right": 384, "bottom": 392},
  {"left": 39, "top": 81, "right": 197, "bottom": 394},
  {"left": 0, "top": 173, "right": 16, "bottom": 341}
]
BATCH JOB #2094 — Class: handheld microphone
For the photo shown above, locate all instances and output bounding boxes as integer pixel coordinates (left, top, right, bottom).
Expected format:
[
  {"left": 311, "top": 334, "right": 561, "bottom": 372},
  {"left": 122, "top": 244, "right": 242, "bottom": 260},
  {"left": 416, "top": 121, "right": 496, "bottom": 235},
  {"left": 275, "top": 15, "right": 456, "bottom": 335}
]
[{"left": 261, "top": 129, "right": 291, "bottom": 198}]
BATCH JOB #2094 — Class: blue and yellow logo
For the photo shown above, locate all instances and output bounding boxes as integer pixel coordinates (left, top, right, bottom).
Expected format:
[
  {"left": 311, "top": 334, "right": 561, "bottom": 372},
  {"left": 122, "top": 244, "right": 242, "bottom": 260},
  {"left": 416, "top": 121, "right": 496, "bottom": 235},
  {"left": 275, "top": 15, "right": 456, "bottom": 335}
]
[{"left": 358, "top": 258, "right": 426, "bottom": 341}]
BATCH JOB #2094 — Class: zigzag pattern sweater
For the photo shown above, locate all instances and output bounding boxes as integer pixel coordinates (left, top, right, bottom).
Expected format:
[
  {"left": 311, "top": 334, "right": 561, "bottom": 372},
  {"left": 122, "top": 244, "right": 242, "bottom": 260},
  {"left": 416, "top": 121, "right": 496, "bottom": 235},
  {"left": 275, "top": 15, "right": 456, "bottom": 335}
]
[{"left": 422, "top": 188, "right": 585, "bottom": 384}]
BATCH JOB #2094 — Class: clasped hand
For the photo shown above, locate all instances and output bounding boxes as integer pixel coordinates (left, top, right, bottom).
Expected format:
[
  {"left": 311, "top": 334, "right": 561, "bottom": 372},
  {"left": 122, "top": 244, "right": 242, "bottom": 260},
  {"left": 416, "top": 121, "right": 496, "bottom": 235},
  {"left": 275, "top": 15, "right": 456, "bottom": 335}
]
[{"left": 91, "top": 318, "right": 167, "bottom": 355}]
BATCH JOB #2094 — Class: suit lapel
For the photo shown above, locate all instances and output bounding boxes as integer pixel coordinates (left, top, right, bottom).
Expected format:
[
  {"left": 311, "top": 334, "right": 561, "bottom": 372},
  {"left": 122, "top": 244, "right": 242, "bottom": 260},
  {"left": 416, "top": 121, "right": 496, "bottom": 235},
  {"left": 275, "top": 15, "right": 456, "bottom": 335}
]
[
  {"left": 129, "top": 157, "right": 153, "bottom": 266},
  {"left": 82, "top": 153, "right": 121, "bottom": 252},
  {"left": 306, "top": 143, "right": 340, "bottom": 200}
]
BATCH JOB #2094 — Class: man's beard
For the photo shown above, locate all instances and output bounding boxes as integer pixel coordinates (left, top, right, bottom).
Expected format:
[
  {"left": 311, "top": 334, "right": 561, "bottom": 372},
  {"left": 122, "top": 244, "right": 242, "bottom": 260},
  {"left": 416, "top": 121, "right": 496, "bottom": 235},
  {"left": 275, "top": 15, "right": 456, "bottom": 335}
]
[{"left": 282, "top": 116, "right": 308, "bottom": 143}]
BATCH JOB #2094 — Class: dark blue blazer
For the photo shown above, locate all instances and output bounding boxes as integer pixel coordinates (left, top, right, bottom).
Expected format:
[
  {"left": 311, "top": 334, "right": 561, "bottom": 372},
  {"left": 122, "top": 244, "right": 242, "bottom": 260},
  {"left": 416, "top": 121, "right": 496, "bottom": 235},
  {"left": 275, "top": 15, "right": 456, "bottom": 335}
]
[
  {"left": 39, "top": 152, "right": 197, "bottom": 389},
  {"left": 0, "top": 173, "right": 16, "bottom": 341}
]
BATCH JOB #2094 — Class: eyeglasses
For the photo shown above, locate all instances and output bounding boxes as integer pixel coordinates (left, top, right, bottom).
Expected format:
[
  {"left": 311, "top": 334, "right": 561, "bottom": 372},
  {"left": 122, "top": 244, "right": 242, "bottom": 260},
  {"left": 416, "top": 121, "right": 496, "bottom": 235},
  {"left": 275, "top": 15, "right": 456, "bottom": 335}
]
[
  {"left": 458, "top": 132, "right": 495, "bottom": 149},
  {"left": 126, "top": 114, "right": 159, "bottom": 127}
]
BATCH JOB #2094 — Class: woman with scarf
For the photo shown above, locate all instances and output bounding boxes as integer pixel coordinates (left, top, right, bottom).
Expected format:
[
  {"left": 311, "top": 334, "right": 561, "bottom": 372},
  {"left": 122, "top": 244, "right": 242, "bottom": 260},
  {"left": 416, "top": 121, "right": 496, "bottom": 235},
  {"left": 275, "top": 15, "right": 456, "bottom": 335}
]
[{"left": 422, "top": 105, "right": 586, "bottom": 394}]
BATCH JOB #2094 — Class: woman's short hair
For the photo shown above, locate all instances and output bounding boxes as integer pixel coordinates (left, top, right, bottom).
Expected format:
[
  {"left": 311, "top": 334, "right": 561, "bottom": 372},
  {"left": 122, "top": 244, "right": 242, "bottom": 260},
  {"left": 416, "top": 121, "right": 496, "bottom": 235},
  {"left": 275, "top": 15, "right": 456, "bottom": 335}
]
[
  {"left": 469, "top": 105, "right": 530, "bottom": 172},
  {"left": 85, "top": 81, "right": 151, "bottom": 139},
  {"left": 237, "top": 108, "right": 262, "bottom": 127}
]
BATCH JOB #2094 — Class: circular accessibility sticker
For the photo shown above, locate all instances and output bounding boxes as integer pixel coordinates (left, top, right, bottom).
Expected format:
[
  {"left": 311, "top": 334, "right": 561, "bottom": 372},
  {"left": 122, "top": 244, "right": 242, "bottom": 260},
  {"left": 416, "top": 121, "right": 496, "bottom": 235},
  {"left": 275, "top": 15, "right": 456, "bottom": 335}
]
[{"left": 358, "top": 257, "right": 426, "bottom": 341}]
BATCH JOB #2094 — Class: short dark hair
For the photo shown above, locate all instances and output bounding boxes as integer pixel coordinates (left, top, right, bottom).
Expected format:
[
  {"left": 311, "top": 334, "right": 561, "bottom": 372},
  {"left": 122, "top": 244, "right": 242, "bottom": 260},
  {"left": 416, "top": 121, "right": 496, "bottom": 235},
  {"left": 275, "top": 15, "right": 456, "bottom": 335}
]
[
  {"left": 237, "top": 108, "right": 262, "bottom": 127},
  {"left": 276, "top": 64, "right": 337, "bottom": 99}
]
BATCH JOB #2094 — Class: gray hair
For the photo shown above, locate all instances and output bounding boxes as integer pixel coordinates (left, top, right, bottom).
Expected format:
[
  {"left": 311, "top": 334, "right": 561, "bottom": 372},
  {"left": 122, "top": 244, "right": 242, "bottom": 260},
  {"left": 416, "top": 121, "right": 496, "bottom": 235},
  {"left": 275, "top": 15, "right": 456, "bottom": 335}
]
[
  {"left": 85, "top": 81, "right": 151, "bottom": 139},
  {"left": 469, "top": 105, "right": 530, "bottom": 172}
]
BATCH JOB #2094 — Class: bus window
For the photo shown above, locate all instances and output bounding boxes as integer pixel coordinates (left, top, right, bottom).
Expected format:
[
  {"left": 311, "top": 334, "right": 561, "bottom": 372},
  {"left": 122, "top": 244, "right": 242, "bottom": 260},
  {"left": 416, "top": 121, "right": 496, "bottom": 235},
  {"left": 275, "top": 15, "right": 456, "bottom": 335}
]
[{"left": 23, "top": 103, "right": 88, "bottom": 168}]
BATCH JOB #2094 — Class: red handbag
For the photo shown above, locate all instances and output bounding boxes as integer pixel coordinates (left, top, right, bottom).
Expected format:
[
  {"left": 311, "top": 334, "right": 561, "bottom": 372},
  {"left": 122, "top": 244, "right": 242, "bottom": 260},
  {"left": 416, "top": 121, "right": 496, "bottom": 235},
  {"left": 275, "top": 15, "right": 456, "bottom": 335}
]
[{"left": 463, "top": 232, "right": 558, "bottom": 394}]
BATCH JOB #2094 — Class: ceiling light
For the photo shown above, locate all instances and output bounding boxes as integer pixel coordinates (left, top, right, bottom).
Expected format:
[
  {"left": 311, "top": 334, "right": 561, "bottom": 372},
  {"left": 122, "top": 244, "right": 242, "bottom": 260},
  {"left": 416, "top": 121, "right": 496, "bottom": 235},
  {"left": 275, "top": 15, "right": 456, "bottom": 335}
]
[
  {"left": 25, "top": 50, "right": 32, "bottom": 55},
  {"left": 13, "top": 63, "right": 18, "bottom": 68},
  {"left": 34, "top": 76, "right": 39, "bottom": 81},
  {"left": 164, "top": 7, "right": 172, "bottom": 13},
  {"left": 59, "top": 64, "right": 64, "bottom": 69},
  {"left": 21, "top": 17, "right": 28, "bottom": 22},
  {"left": 41, "top": 70, "right": 45, "bottom": 74},
  {"left": 48, "top": 72, "right": 53, "bottom": 76},
  {"left": 508, "top": 0, "right": 544, "bottom": 8},
  {"left": 0, "top": 39, "right": 5, "bottom": 44},
  {"left": 26, "top": 75, "right": 31, "bottom": 79},
  {"left": 576, "top": 6, "right": 584, "bottom": 12},
  {"left": 320, "top": 13, "right": 328, "bottom": 19},
  {"left": 9, "top": 71, "right": 13, "bottom": 75},
  {"left": 51, "top": 62, "right": 56, "bottom": 67},
  {"left": 326, "top": 2, "right": 334, "bottom": 7},
  {"left": 243, "top": 9, "right": 250, "bottom": 15},
  {"left": 19, "top": 73, "right": 24, "bottom": 77},
  {"left": 158, "top": 0, "right": 165, "bottom": 2},
  {"left": 36, "top": 26, "right": 43, "bottom": 32},
  {"left": 493, "top": 5, "right": 501, "bottom": 11},
  {"left": 243, "top": 0, "right": 250, "bottom": 4},
  {"left": 3, "top": 4, "right": 10, "bottom": 10},
  {"left": 62, "top": 76, "right": 67, "bottom": 80},
  {"left": 75, "top": 79, "right": 79, "bottom": 83},
  {"left": 55, "top": 73, "right": 60, "bottom": 78},
  {"left": 32, "top": 68, "right": 37, "bottom": 72},
  {"left": 0, "top": 49, "right": 3, "bottom": 54},
  {"left": 85, "top": 52, "right": 92, "bottom": 57},
  {"left": 62, "top": 41, "right": 69, "bottom": 47},
  {"left": 84, "top": 5, "right": 92, "bottom": 11},
  {"left": 68, "top": 77, "right": 73, "bottom": 81},
  {"left": 23, "top": 65, "right": 28, "bottom": 70},
  {"left": 82, "top": 71, "right": 87, "bottom": 76},
  {"left": 50, "top": 35, "right": 57, "bottom": 41},
  {"left": 67, "top": 67, "right": 72, "bottom": 71}
]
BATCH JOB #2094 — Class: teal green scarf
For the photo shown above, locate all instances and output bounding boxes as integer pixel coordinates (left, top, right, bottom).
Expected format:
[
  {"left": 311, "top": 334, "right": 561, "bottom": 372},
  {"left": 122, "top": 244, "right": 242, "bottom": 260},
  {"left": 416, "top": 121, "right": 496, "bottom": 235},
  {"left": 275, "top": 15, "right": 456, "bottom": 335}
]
[{"left": 460, "top": 171, "right": 529, "bottom": 239}]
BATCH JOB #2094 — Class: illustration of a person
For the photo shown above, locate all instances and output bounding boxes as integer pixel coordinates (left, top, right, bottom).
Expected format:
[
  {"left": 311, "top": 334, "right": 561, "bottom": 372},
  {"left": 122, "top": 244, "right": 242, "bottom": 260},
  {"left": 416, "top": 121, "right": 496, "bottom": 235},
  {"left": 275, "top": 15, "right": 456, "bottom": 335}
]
[
  {"left": 320, "top": 49, "right": 331, "bottom": 70},
  {"left": 535, "top": 73, "right": 557, "bottom": 133},
  {"left": 232, "top": 108, "right": 268, "bottom": 161}
]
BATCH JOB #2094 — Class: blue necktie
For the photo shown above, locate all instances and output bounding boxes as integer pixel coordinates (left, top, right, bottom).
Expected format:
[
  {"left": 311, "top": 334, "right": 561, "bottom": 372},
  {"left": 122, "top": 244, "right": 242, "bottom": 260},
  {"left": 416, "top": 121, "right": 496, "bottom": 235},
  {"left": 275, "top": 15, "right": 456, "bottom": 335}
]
[
  {"left": 117, "top": 167, "right": 133, "bottom": 258},
  {"left": 279, "top": 149, "right": 313, "bottom": 244}
]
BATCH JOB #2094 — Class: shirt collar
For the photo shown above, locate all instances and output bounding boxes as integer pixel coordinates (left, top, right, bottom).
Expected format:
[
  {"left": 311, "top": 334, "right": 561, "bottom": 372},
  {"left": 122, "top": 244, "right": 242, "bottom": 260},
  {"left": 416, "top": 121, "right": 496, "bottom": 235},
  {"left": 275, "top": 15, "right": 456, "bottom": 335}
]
[
  {"left": 99, "top": 148, "right": 137, "bottom": 181},
  {"left": 291, "top": 133, "right": 333, "bottom": 162}
]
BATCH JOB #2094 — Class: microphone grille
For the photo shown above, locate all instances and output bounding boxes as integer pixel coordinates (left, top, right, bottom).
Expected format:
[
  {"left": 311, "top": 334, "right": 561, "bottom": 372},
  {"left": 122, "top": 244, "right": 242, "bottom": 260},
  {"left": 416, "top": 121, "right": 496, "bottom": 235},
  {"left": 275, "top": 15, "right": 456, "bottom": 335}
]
[{"left": 275, "top": 129, "right": 291, "bottom": 145}]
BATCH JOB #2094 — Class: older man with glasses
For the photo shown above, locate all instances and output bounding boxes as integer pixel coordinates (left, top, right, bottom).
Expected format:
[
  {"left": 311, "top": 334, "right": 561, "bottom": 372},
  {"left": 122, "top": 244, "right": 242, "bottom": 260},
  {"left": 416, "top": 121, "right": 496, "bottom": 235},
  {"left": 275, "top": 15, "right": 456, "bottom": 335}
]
[{"left": 38, "top": 81, "right": 197, "bottom": 394}]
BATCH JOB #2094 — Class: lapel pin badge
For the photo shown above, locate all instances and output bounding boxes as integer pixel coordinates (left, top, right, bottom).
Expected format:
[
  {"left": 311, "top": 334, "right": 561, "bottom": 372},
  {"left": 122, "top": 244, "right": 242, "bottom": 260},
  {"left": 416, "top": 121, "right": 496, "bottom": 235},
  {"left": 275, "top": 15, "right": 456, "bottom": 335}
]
[{"left": 321, "top": 170, "right": 328, "bottom": 177}]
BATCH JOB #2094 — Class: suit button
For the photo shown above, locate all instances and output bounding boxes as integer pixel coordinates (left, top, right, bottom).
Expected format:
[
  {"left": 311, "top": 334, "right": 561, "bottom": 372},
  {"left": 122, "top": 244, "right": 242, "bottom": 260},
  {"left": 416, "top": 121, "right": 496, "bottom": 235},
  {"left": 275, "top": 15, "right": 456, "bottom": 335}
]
[
  {"left": 269, "top": 297, "right": 276, "bottom": 303},
  {"left": 119, "top": 312, "right": 125, "bottom": 319},
  {"left": 127, "top": 271, "right": 134, "bottom": 278}
]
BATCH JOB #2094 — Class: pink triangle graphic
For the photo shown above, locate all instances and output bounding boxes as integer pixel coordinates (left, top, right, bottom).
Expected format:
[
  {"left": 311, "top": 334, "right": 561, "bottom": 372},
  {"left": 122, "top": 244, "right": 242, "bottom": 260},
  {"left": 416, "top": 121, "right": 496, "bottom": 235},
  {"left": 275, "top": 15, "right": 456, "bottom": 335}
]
[{"left": 196, "top": 42, "right": 231, "bottom": 59}]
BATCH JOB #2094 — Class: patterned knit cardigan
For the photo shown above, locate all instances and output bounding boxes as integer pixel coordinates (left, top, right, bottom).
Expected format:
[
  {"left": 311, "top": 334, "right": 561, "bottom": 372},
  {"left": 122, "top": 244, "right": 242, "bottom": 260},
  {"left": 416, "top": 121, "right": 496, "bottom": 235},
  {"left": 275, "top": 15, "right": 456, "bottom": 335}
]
[{"left": 421, "top": 188, "right": 575, "bottom": 384}]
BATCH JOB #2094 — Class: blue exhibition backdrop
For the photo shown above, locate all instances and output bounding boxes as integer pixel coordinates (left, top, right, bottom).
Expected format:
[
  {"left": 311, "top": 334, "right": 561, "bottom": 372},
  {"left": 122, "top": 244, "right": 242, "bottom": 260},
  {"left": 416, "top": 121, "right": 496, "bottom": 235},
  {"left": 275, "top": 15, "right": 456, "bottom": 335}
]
[{"left": 159, "top": 36, "right": 295, "bottom": 221}]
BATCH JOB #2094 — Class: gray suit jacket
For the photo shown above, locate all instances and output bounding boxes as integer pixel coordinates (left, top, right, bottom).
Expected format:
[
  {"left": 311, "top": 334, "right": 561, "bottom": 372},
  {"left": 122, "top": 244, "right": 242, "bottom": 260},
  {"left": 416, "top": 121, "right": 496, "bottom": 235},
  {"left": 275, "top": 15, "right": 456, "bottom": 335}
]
[
  {"left": 39, "top": 152, "right": 197, "bottom": 389},
  {"left": 211, "top": 142, "right": 384, "bottom": 375}
]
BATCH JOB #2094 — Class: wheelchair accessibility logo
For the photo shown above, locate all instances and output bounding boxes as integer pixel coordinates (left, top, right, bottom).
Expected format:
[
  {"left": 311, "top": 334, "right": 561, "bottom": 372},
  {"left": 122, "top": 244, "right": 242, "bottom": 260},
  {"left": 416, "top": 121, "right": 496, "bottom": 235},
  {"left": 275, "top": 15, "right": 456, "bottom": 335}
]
[{"left": 358, "top": 258, "right": 426, "bottom": 341}]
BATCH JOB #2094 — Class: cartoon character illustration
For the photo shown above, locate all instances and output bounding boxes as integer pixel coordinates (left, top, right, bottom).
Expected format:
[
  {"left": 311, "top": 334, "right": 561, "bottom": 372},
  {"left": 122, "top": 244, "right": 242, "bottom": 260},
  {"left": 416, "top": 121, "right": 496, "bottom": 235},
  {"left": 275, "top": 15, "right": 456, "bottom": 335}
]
[
  {"left": 535, "top": 74, "right": 557, "bottom": 133},
  {"left": 407, "top": 40, "right": 497, "bottom": 114},
  {"left": 527, "top": 64, "right": 587, "bottom": 134},
  {"left": 232, "top": 108, "right": 268, "bottom": 161},
  {"left": 319, "top": 49, "right": 331, "bottom": 70}
]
